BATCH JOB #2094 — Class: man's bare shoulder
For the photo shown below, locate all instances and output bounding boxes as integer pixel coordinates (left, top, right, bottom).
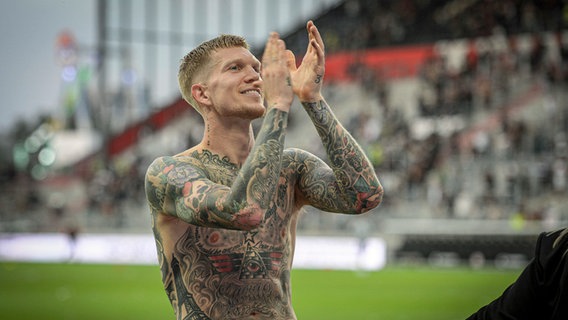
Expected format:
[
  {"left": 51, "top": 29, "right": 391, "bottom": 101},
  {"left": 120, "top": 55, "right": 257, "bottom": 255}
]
[
  {"left": 144, "top": 151, "right": 204, "bottom": 211},
  {"left": 147, "top": 151, "right": 203, "bottom": 174}
]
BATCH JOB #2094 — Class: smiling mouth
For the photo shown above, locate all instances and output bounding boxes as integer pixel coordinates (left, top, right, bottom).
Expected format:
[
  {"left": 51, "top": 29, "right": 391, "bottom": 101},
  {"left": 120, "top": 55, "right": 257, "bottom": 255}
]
[{"left": 241, "top": 89, "right": 262, "bottom": 98}]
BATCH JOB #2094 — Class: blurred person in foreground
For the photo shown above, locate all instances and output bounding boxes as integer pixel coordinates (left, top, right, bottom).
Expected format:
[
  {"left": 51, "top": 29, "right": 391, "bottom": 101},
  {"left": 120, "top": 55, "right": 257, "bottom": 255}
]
[
  {"left": 144, "top": 21, "right": 383, "bottom": 320},
  {"left": 468, "top": 227, "right": 568, "bottom": 319}
]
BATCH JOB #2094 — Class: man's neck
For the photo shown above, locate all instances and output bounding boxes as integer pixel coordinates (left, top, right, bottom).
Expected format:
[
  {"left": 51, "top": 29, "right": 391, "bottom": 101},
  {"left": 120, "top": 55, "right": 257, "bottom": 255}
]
[{"left": 199, "top": 118, "right": 254, "bottom": 168}]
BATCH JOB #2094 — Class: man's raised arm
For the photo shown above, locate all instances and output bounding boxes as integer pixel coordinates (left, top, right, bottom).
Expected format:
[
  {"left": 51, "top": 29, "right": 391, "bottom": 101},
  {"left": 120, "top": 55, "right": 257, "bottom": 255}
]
[
  {"left": 287, "top": 21, "right": 383, "bottom": 213},
  {"left": 300, "top": 99, "right": 383, "bottom": 213}
]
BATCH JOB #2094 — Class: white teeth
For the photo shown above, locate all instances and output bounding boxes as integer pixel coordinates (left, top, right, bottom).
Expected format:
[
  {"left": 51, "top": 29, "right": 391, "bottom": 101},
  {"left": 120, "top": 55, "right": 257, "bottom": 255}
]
[{"left": 242, "top": 90, "right": 260, "bottom": 96}]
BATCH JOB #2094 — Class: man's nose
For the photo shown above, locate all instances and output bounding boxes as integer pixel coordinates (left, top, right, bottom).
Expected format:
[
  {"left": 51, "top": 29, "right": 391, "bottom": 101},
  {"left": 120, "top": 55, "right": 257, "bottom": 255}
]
[{"left": 244, "top": 66, "right": 260, "bottom": 82}]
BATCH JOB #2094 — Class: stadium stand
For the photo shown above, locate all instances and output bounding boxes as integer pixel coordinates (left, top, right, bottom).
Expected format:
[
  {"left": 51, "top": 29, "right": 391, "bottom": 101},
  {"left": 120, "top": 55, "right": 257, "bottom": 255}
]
[{"left": 2, "top": 0, "right": 568, "bottom": 265}]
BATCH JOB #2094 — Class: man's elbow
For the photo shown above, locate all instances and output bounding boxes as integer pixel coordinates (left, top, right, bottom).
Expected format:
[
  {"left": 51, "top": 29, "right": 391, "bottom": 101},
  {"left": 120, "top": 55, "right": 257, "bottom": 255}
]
[
  {"left": 355, "top": 185, "right": 384, "bottom": 214},
  {"left": 232, "top": 204, "right": 264, "bottom": 230}
]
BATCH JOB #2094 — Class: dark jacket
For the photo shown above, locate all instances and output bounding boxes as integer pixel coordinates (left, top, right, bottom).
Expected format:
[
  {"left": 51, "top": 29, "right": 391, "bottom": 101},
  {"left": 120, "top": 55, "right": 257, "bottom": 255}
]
[{"left": 467, "top": 228, "right": 568, "bottom": 320}]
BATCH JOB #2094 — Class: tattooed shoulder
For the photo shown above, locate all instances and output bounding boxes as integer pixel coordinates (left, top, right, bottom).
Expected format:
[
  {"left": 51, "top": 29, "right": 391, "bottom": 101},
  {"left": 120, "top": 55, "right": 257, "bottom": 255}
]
[
  {"left": 145, "top": 157, "right": 172, "bottom": 211},
  {"left": 145, "top": 155, "right": 202, "bottom": 205}
]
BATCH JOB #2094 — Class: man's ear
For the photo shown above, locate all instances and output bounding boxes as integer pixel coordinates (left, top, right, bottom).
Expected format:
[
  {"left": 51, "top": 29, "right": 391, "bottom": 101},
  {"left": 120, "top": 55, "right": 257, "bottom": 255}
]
[{"left": 191, "top": 83, "right": 211, "bottom": 106}]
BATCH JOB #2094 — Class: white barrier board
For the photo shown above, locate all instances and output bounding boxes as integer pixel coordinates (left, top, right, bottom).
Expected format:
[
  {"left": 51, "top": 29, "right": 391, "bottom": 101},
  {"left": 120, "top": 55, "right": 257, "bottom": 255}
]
[{"left": 0, "top": 233, "right": 386, "bottom": 270}]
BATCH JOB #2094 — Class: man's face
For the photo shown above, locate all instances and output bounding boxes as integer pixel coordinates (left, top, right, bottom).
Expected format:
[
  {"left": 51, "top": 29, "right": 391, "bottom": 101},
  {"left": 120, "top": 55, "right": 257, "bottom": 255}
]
[{"left": 204, "top": 47, "right": 264, "bottom": 119}]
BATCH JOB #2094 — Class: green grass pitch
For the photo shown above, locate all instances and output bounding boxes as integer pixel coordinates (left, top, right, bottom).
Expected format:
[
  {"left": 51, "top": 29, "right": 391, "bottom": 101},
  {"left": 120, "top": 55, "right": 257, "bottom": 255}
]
[{"left": 0, "top": 262, "right": 520, "bottom": 319}]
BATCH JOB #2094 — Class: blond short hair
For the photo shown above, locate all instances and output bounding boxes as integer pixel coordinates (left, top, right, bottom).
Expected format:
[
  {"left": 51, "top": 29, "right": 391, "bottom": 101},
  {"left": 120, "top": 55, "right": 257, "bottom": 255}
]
[{"left": 178, "top": 34, "right": 249, "bottom": 114}]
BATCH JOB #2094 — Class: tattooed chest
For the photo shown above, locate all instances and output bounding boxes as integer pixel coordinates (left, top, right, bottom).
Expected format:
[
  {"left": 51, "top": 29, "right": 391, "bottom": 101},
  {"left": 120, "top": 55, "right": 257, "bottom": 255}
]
[
  {"left": 178, "top": 149, "right": 298, "bottom": 275},
  {"left": 176, "top": 215, "right": 292, "bottom": 277},
  {"left": 203, "top": 164, "right": 237, "bottom": 186},
  {"left": 193, "top": 150, "right": 238, "bottom": 185}
]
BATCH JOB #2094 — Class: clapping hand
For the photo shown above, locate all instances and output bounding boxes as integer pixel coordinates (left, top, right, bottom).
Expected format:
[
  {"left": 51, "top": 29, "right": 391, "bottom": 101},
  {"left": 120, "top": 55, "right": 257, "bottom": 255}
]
[
  {"left": 286, "top": 21, "right": 325, "bottom": 102},
  {"left": 261, "top": 32, "right": 294, "bottom": 111}
]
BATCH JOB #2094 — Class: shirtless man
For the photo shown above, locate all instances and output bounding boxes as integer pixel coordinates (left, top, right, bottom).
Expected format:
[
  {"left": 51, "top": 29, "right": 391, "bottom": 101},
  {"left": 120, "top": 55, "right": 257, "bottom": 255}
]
[{"left": 144, "top": 21, "right": 383, "bottom": 320}]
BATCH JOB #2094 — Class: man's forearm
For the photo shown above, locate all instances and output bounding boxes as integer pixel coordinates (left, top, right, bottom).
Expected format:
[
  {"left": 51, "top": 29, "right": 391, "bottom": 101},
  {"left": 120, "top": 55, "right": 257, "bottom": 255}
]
[
  {"left": 228, "top": 107, "right": 288, "bottom": 212},
  {"left": 302, "top": 100, "right": 382, "bottom": 212}
]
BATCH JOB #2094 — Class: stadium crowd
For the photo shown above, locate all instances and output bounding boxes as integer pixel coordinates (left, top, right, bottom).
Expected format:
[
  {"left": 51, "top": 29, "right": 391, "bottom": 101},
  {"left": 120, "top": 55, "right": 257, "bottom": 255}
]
[{"left": 1, "top": 0, "right": 568, "bottom": 234}]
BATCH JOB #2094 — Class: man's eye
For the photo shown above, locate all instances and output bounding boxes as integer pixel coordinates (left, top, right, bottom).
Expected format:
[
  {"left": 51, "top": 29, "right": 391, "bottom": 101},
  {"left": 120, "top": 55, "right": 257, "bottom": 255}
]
[{"left": 229, "top": 65, "right": 240, "bottom": 71}]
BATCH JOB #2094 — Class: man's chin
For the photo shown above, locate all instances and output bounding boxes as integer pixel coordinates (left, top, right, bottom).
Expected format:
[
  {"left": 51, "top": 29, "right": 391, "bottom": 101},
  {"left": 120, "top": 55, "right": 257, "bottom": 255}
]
[
  {"left": 247, "top": 105, "right": 267, "bottom": 119},
  {"left": 219, "top": 102, "right": 264, "bottom": 118}
]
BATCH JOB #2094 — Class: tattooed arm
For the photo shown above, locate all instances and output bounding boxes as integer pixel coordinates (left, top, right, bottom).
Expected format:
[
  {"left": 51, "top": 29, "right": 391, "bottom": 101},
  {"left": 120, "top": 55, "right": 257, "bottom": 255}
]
[
  {"left": 287, "top": 21, "right": 382, "bottom": 214},
  {"left": 298, "top": 101, "right": 383, "bottom": 213}
]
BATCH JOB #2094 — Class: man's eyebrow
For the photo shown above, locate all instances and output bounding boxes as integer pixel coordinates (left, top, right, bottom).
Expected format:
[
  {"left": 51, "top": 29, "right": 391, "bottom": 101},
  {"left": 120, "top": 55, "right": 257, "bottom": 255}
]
[
  {"left": 220, "top": 57, "right": 260, "bottom": 69},
  {"left": 221, "top": 58, "right": 241, "bottom": 67}
]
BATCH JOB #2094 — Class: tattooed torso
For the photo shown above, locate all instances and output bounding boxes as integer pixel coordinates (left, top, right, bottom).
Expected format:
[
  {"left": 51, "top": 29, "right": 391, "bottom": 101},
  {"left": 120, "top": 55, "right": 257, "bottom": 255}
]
[
  {"left": 152, "top": 150, "right": 301, "bottom": 320},
  {"left": 146, "top": 101, "right": 383, "bottom": 320}
]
